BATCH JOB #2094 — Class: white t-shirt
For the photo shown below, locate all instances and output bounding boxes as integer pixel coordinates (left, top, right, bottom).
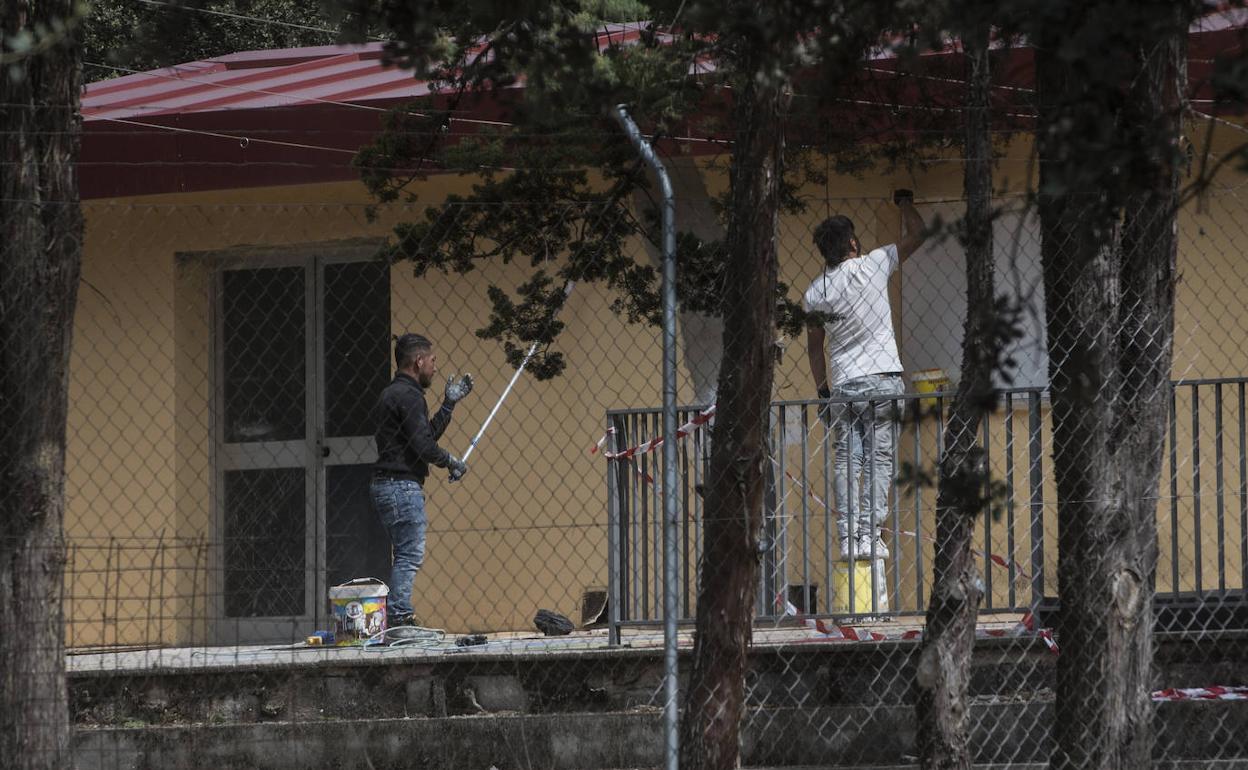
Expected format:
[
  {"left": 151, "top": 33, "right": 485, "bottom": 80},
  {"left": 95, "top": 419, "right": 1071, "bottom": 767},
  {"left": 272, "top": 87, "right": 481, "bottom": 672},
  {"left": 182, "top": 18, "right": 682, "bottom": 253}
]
[{"left": 803, "top": 243, "right": 902, "bottom": 386}]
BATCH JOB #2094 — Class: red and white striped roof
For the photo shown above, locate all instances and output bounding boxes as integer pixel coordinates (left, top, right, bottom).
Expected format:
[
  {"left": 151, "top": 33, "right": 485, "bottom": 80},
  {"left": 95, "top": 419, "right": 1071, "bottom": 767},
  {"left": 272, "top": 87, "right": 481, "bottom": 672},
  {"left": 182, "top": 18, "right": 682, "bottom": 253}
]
[{"left": 78, "top": 15, "right": 1245, "bottom": 199}]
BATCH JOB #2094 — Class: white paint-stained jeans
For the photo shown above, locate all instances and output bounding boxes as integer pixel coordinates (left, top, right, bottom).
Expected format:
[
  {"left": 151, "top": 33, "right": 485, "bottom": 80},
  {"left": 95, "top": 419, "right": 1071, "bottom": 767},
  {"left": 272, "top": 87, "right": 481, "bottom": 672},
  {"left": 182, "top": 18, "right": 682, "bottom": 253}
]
[{"left": 829, "top": 374, "right": 904, "bottom": 540}]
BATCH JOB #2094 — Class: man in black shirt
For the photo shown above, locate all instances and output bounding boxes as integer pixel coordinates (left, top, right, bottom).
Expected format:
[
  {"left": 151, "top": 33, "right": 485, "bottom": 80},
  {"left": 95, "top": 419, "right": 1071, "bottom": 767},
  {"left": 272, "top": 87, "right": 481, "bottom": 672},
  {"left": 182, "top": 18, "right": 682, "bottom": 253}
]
[{"left": 371, "top": 333, "right": 473, "bottom": 627}]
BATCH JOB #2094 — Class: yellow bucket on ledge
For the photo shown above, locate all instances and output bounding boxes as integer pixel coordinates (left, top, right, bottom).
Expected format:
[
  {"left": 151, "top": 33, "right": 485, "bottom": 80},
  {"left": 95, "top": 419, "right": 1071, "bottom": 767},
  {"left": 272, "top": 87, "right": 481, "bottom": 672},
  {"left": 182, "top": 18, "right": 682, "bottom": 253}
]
[
  {"left": 911, "top": 368, "right": 951, "bottom": 411},
  {"left": 831, "top": 559, "right": 888, "bottom": 615}
]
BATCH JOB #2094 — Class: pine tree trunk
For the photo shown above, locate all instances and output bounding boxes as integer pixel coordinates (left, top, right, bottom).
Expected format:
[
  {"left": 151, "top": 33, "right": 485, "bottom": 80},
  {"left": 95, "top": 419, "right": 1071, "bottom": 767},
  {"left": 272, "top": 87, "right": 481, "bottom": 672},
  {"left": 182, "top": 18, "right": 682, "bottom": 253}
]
[
  {"left": 914, "top": 23, "right": 993, "bottom": 770},
  {"left": 0, "top": 1, "right": 83, "bottom": 767},
  {"left": 1036, "top": 6, "right": 1185, "bottom": 767},
  {"left": 678, "top": 57, "right": 786, "bottom": 770}
]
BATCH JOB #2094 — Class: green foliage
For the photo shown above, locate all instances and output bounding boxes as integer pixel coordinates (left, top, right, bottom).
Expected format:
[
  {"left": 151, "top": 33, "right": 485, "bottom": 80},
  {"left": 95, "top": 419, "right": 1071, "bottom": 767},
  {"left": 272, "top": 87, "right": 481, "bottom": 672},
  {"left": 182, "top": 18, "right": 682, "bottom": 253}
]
[
  {"left": 1, "top": 0, "right": 88, "bottom": 81},
  {"left": 81, "top": 0, "right": 344, "bottom": 81},
  {"left": 348, "top": 1, "right": 940, "bottom": 376},
  {"left": 357, "top": 94, "right": 816, "bottom": 378},
  {"left": 1006, "top": 0, "right": 1200, "bottom": 222}
]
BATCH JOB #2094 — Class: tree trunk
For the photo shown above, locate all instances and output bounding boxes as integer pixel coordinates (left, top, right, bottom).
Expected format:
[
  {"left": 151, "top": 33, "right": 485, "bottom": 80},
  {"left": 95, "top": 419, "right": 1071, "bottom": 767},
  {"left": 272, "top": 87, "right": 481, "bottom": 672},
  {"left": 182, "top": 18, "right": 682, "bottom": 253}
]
[
  {"left": 1036, "top": 6, "right": 1185, "bottom": 768},
  {"left": 914, "top": 23, "right": 993, "bottom": 770},
  {"left": 0, "top": 1, "right": 83, "bottom": 768},
  {"left": 678, "top": 58, "right": 786, "bottom": 770}
]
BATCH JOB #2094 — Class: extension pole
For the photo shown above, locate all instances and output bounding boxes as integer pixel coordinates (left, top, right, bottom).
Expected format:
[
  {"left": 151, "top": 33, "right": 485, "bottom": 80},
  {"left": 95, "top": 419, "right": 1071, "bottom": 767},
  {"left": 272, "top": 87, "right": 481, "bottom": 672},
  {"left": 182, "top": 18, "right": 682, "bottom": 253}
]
[
  {"left": 613, "top": 104, "right": 679, "bottom": 770},
  {"left": 461, "top": 281, "right": 574, "bottom": 463}
]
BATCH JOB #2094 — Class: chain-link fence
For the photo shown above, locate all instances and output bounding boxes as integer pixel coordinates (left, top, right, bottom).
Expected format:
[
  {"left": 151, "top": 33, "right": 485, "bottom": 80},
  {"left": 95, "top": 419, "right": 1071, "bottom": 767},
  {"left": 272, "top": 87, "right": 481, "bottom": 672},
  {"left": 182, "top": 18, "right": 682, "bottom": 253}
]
[{"left": 13, "top": 173, "right": 1247, "bottom": 768}]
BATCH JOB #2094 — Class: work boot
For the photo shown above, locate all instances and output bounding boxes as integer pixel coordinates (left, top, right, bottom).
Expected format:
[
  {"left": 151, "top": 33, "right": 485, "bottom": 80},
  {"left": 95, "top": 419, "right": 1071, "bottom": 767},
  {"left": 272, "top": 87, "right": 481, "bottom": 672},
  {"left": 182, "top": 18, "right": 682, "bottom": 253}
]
[{"left": 854, "top": 532, "right": 889, "bottom": 560}]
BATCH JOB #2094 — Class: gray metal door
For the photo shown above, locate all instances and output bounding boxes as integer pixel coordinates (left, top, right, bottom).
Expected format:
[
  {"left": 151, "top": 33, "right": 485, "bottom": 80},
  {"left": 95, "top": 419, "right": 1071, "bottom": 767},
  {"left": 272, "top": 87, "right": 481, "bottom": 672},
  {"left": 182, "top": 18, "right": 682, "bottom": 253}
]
[{"left": 213, "top": 250, "right": 389, "bottom": 643}]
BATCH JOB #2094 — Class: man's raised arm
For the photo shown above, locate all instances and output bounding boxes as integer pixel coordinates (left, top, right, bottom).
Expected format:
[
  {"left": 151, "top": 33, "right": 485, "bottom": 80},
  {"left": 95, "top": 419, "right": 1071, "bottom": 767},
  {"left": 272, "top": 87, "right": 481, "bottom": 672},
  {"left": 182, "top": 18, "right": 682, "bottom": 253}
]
[{"left": 895, "top": 189, "right": 929, "bottom": 263}]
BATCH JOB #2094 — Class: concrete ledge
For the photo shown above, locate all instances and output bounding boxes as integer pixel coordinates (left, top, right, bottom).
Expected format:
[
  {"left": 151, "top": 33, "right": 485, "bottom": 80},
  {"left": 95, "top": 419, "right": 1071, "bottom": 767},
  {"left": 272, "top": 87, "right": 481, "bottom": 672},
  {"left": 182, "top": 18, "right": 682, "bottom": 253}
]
[
  {"left": 72, "top": 632, "right": 1248, "bottom": 726},
  {"left": 72, "top": 701, "right": 1248, "bottom": 770}
]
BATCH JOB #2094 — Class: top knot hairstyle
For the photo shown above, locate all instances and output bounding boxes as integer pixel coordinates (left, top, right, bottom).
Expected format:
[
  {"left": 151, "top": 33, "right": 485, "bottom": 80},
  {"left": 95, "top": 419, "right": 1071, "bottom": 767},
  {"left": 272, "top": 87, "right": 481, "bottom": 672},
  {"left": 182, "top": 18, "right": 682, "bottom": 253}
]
[
  {"left": 813, "top": 215, "right": 857, "bottom": 267},
  {"left": 394, "top": 333, "right": 432, "bottom": 370}
]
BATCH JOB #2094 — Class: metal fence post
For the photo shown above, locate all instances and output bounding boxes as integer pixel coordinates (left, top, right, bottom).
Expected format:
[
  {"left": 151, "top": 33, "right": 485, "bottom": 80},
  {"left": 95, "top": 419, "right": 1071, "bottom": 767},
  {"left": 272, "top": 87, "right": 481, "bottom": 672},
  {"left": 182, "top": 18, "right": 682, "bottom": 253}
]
[{"left": 613, "top": 104, "right": 680, "bottom": 770}]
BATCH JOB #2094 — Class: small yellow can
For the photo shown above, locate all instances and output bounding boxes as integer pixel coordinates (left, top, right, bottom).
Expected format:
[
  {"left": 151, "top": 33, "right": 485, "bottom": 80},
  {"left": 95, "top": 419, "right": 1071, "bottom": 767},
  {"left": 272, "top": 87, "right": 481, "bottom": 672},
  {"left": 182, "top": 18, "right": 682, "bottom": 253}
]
[{"left": 911, "top": 368, "right": 951, "bottom": 411}]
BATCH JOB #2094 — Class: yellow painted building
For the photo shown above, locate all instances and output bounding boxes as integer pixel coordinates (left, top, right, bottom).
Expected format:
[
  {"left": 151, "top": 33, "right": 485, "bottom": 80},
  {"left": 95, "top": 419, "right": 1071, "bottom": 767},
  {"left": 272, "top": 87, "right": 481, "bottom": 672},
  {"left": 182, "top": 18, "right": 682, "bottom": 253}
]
[{"left": 68, "top": 45, "right": 1248, "bottom": 647}]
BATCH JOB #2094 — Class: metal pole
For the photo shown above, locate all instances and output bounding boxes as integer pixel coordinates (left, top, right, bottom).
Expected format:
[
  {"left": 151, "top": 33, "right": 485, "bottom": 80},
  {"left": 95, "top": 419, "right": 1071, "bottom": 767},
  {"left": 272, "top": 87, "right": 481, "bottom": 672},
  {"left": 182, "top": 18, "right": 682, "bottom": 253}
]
[
  {"left": 613, "top": 104, "right": 679, "bottom": 770},
  {"left": 606, "top": 414, "right": 623, "bottom": 646}
]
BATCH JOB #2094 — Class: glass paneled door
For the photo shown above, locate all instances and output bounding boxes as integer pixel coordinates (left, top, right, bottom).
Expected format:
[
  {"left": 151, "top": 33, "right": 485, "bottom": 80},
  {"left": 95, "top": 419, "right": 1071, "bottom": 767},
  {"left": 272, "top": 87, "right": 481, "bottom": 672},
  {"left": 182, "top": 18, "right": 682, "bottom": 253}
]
[{"left": 214, "top": 251, "right": 391, "bottom": 643}]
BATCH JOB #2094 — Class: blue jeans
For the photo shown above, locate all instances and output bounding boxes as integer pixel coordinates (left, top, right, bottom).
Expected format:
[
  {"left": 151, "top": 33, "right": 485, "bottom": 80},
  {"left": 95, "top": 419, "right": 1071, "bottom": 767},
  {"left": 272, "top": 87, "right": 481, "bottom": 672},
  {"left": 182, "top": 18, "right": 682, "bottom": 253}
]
[
  {"left": 369, "top": 478, "right": 427, "bottom": 620},
  {"left": 829, "top": 374, "right": 904, "bottom": 540}
]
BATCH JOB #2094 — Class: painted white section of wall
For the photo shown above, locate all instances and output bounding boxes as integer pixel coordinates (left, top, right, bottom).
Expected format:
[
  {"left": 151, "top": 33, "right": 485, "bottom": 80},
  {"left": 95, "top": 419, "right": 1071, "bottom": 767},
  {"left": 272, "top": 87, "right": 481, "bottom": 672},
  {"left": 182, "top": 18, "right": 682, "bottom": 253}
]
[
  {"left": 633, "top": 154, "right": 725, "bottom": 408},
  {"left": 900, "top": 201, "right": 1048, "bottom": 389}
]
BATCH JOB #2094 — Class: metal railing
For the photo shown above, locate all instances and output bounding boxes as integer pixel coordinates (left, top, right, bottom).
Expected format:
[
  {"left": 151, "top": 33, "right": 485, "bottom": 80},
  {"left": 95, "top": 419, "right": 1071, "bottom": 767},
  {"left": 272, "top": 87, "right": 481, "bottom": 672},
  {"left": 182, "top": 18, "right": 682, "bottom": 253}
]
[{"left": 605, "top": 378, "right": 1248, "bottom": 642}]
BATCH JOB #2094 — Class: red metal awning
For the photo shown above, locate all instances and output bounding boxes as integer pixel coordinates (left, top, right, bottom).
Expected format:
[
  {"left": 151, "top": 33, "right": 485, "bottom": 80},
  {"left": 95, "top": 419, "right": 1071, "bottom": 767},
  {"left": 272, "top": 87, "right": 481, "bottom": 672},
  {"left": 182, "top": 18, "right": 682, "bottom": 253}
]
[{"left": 79, "top": 15, "right": 1245, "bottom": 200}]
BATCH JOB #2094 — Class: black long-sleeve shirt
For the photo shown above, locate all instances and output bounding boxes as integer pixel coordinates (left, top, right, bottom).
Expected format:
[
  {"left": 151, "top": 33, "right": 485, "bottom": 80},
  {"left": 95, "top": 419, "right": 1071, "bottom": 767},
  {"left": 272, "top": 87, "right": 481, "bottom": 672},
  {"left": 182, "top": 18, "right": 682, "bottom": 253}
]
[{"left": 373, "top": 373, "right": 453, "bottom": 482}]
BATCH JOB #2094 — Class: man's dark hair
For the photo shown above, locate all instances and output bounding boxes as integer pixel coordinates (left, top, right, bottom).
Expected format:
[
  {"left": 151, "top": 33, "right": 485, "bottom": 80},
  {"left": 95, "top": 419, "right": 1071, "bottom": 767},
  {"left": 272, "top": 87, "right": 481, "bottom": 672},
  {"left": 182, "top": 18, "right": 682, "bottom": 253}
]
[
  {"left": 394, "top": 333, "right": 432, "bottom": 370},
  {"left": 813, "top": 215, "right": 856, "bottom": 266}
]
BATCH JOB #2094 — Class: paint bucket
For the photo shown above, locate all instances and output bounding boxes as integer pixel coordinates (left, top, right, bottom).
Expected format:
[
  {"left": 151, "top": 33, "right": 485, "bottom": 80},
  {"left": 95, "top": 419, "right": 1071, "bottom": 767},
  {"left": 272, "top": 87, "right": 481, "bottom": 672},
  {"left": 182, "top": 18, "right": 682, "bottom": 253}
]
[
  {"left": 831, "top": 559, "right": 888, "bottom": 615},
  {"left": 911, "top": 368, "right": 951, "bottom": 410},
  {"left": 329, "top": 578, "right": 389, "bottom": 645}
]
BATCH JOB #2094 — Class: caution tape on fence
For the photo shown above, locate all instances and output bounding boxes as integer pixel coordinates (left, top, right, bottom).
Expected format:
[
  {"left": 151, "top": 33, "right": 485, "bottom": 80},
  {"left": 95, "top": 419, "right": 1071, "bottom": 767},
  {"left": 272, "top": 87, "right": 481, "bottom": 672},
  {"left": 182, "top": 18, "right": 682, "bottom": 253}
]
[
  {"left": 590, "top": 405, "right": 717, "bottom": 459},
  {"left": 1151, "top": 686, "right": 1248, "bottom": 701},
  {"left": 774, "top": 460, "right": 1033, "bottom": 585},
  {"left": 779, "top": 597, "right": 1059, "bottom": 655},
  {"left": 595, "top": 407, "right": 1035, "bottom": 586}
]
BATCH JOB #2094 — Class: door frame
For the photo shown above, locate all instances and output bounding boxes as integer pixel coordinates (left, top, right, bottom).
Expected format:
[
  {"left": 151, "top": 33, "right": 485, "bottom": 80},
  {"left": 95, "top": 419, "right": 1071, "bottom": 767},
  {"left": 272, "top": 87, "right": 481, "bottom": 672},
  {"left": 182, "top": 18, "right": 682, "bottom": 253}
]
[
  {"left": 311, "top": 248, "right": 387, "bottom": 624},
  {"left": 204, "top": 239, "right": 385, "bottom": 644}
]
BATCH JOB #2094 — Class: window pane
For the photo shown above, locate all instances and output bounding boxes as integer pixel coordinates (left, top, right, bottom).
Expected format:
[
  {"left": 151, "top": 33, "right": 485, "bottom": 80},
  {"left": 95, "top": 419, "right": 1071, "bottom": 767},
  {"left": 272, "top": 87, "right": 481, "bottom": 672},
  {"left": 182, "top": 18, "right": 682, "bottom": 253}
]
[
  {"left": 224, "top": 468, "right": 306, "bottom": 617},
  {"left": 324, "top": 261, "right": 390, "bottom": 438},
  {"left": 223, "top": 267, "right": 306, "bottom": 443}
]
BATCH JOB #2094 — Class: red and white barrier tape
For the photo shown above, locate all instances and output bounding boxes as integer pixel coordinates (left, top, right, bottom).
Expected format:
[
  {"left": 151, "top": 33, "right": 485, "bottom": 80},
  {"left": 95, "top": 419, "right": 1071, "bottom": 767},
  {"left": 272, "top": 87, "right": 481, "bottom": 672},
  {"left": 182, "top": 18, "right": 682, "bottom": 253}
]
[
  {"left": 1152, "top": 685, "right": 1248, "bottom": 701},
  {"left": 894, "top": 528, "right": 1032, "bottom": 583},
  {"left": 772, "top": 464, "right": 1032, "bottom": 584},
  {"left": 779, "top": 597, "right": 1058, "bottom": 654},
  {"left": 595, "top": 409, "right": 1033, "bottom": 588},
  {"left": 781, "top": 595, "right": 1246, "bottom": 694},
  {"left": 590, "top": 405, "right": 717, "bottom": 460},
  {"left": 590, "top": 427, "right": 615, "bottom": 456}
]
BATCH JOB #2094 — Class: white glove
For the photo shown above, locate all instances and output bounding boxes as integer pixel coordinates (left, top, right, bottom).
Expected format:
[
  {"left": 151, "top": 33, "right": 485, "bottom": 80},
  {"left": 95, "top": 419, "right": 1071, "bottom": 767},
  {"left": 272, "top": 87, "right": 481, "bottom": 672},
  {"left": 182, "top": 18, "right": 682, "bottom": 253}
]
[
  {"left": 444, "top": 373, "right": 474, "bottom": 404},
  {"left": 447, "top": 454, "right": 468, "bottom": 482}
]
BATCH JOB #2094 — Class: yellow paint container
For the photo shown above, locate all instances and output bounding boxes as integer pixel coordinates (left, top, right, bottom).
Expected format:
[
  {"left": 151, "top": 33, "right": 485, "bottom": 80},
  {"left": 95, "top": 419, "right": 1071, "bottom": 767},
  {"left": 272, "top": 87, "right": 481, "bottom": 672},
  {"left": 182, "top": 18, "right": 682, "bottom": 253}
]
[
  {"left": 911, "top": 368, "right": 951, "bottom": 411},
  {"left": 831, "top": 559, "right": 888, "bottom": 615}
]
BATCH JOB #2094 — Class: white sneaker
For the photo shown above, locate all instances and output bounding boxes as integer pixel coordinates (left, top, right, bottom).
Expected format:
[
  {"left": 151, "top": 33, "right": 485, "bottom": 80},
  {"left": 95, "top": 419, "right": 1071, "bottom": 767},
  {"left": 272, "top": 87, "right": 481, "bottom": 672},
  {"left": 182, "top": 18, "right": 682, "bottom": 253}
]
[{"left": 854, "top": 533, "right": 889, "bottom": 560}]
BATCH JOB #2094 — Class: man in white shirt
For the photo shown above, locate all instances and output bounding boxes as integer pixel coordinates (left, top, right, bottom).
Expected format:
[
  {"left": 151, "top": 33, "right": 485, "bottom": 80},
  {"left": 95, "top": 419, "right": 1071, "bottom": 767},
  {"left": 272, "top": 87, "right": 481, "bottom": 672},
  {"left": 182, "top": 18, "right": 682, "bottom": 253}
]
[{"left": 804, "top": 192, "right": 928, "bottom": 560}]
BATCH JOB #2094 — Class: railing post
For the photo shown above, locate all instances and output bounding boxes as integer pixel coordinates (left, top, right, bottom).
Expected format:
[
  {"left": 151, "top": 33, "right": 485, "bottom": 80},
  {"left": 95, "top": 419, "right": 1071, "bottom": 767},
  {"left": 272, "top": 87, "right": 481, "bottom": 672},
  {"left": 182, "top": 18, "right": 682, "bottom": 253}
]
[
  {"left": 1192, "top": 385, "right": 1203, "bottom": 595},
  {"left": 1216, "top": 383, "right": 1226, "bottom": 592},
  {"left": 982, "top": 411, "right": 993, "bottom": 608},
  {"left": 607, "top": 414, "right": 622, "bottom": 646},
  {"left": 1239, "top": 381, "right": 1246, "bottom": 598},
  {"left": 1005, "top": 392, "right": 1017, "bottom": 609},
  {"left": 1028, "top": 390, "right": 1045, "bottom": 609},
  {"left": 1169, "top": 384, "right": 1179, "bottom": 598}
]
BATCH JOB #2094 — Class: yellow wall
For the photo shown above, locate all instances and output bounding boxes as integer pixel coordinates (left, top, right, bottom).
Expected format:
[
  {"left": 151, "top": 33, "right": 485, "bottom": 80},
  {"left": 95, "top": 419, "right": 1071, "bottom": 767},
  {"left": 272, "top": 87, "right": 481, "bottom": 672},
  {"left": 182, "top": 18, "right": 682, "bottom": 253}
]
[{"left": 64, "top": 119, "right": 1248, "bottom": 647}]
